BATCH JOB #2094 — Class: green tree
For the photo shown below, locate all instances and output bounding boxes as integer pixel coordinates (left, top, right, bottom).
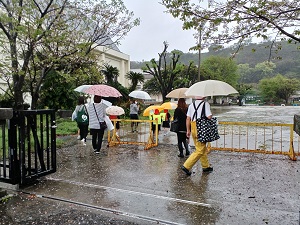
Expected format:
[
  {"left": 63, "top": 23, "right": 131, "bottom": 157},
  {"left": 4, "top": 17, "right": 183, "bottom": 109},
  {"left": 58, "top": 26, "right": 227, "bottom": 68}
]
[
  {"left": 162, "top": 0, "right": 300, "bottom": 51},
  {"left": 36, "top": 63, "right": 102, "bottom": 110},
  {"left": 200, "top": 56, "right": 239, "bottom": 86},
  {"left": 38, "top": 70, "right": 76, "bottom": 110},
  {"left": 0, "top": 0, "right": 139, "bottom": 109},
  {"left": 142, "top": 78, "right": 161, "bottom": 95},
  {"left": 125, "top": 71, "right": 145, "bottom": 92},
  {"left": 101, "top": 64, "right": 120, "bottom": 85},
  {"left": 238, "top": 64, "right": 254, "bottom": 83},
  {"left": 237, "top": 61, "right": 276, "bottom": 84},
  {"left": 173, "top": 62, "right": 198, "bottom": 88},
  {"left": 259, "top": 75, "right": 300, "bottom": 104},
  {"left": 236, "top": 83, "right": 253, "bottom": 106},
  {"left": 100, "top": 64, "right": 129, "bottom": 102},
  {"left": 254, "top": 61, "right": 276, "bottom": 81},
  {"left": 143, "top": 42, "right": 183, "bottom": 102}
]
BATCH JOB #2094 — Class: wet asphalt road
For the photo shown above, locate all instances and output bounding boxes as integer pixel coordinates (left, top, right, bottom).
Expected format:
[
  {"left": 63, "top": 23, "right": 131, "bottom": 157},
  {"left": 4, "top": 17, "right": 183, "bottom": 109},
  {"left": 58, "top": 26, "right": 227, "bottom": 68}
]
[{"left": 1, "top": 105, "right": 300, "bottom": 225}]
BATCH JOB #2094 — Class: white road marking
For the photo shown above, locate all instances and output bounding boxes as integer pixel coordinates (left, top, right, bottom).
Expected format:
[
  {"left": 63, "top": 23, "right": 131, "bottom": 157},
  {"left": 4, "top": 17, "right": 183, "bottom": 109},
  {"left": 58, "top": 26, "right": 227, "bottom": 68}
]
[{"left": 47, "top": 177, "right": 211, "bottom": 208}]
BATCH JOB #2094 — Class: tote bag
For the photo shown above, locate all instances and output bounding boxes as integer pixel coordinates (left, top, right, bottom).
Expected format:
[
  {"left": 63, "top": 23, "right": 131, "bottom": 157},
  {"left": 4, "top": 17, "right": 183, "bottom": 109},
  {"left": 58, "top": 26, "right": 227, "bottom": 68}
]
[
  {"left": 193, "top": 102, "right": 220, "bottom": 143},
  {"left": 170, "top": 119, "right": 179, "bottom": 133},
  {"left": 77, "top": 105, "right": 89, "bottom": 125}
]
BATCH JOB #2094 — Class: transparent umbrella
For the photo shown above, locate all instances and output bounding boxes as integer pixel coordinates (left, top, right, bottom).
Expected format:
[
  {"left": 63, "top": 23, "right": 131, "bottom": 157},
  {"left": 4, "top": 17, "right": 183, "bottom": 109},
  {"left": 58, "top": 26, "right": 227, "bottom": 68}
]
[
  {"left": 185, "top": 80, "right": 238, "bottom": 97},
  {"left": 74, "top": 85, "right": 92, "bottom": 93},
  {"left": 129, "top": 90, "right": 151, "bottom": 100}
]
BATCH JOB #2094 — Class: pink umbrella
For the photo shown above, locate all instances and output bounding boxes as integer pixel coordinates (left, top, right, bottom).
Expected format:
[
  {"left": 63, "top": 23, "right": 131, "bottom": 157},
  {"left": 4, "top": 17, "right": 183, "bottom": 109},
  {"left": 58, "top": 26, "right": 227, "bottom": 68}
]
[{"left": 84, "top": 84, "right": 122, "bottom": 97}]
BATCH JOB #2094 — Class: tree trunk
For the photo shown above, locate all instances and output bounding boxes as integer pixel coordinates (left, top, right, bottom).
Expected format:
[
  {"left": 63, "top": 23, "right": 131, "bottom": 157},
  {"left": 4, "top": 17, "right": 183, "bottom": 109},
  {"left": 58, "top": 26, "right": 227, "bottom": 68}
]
[
  {"left": 14, "top": 90, "right": 24, "bottom": 110},
  {"left": 31, "top": 92, "right": 39, "bottom": 110},
  {"left": 10, "top": 37, "right": 24, "bottom": 110}
]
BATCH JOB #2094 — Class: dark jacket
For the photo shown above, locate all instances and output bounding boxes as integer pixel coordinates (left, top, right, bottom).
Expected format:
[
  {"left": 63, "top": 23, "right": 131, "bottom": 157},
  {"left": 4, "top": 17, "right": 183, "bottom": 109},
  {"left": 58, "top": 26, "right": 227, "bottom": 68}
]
[{"left": 174, "top": 107, "right": 187, "bottom": 132}]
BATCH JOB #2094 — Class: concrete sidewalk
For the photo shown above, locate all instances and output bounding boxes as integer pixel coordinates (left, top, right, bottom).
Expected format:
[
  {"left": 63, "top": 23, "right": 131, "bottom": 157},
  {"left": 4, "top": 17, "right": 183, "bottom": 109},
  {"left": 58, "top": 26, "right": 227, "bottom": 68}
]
[{"left": 1, "top": 133, "right": 300, "bottom": 225}]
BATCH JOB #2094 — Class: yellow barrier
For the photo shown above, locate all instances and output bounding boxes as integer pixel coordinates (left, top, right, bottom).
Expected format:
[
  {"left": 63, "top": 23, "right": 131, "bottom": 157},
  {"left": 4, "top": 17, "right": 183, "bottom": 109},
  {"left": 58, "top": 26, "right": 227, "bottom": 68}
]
[
  {"left": 208, "top": 121, "right": 297, "bottom": 161},
  {"left": 107, "top": 119, "right": 159, "bottom": 150},
  {"left": 106, "top": 119, "right": 299, "bottom": 160}
]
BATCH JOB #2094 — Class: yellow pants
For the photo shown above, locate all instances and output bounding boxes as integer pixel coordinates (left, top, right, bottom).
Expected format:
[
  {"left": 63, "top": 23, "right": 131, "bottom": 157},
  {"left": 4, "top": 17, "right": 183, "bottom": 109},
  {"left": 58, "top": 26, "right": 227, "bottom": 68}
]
[{"left": 183, "top": 121, "right": 210, "bottom": 170}]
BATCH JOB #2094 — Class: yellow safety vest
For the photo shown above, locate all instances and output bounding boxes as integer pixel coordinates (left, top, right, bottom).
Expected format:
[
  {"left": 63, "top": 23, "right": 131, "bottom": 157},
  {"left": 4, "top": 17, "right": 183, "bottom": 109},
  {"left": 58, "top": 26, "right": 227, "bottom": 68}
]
[
  {"left": 160, "top": 112, "right": 166, "bottom": 121},
  {"left": 152, "top": 114, "right": 162, "bottom": 125}
]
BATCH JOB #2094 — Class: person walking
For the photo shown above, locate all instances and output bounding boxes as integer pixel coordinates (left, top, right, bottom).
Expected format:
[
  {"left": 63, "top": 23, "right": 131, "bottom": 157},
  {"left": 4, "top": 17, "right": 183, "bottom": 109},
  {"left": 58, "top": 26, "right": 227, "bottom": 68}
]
[
  {"left": 181, "top": 96, "right": 213, "bottom": 176},
  {"left": 74, "top": 96, "right": 89, "bottom": 145},
  {"left": 161, "top": 109, "right": 171, "bottom": 135},
  {"left": 87, "top": 95, "right": 109, "bottom": 154},
  {"left": 130, "top": 99, "right": 139, "bottom": 132},
  {"left": 173, "top": 98, "right": 190, "bottom": 158}
]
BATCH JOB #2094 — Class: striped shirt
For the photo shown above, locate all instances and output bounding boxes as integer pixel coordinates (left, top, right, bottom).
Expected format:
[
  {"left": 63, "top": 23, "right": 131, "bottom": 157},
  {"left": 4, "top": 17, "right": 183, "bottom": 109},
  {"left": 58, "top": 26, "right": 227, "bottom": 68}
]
[{"left": 87, "top": 101, "right": 108, "bottom": 129}]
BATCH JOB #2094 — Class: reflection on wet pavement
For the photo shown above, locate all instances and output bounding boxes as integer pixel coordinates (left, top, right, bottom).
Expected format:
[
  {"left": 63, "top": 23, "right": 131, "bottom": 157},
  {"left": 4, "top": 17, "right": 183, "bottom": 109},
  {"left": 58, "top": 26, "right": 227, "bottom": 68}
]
[{"left": 22, "top": 106, "right": 300, "bottom": 225}]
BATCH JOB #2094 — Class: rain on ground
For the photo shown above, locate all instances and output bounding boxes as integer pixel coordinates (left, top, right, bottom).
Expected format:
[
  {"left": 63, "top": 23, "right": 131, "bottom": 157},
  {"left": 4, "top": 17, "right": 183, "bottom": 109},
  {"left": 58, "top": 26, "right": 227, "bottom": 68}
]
[{"left": 1, "top": 105, "right": 300, "bottom": 225}]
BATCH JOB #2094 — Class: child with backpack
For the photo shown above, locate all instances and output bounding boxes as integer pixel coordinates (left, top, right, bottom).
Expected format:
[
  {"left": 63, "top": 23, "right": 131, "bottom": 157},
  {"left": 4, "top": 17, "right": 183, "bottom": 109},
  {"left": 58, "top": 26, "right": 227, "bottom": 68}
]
[{"left": 74, "top": 96, "right": 89, "bottom": 145}]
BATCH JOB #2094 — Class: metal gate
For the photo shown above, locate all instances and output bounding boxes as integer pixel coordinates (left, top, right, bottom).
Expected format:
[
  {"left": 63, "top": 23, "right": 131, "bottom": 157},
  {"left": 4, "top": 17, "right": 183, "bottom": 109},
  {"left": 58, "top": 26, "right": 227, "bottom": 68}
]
[{"left": 0, "top": 109, "right": 56, "bottom": 186}]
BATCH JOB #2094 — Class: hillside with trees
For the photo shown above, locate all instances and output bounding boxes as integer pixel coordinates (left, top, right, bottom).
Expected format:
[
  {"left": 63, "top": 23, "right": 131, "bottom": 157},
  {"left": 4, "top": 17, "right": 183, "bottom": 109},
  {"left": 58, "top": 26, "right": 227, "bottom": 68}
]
[{"left": 130, "top": 41, "right": 300, "bottom": 81}]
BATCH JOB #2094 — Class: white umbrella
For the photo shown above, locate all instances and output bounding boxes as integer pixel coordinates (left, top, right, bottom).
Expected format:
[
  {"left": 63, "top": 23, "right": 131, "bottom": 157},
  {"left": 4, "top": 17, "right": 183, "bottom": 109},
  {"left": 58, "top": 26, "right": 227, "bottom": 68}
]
[
  {"left": 102, "top": 99, "right": 112, "bottom": 107},
  {"left": 106, "top": 106, "right": 125, "bottom": 115},
  {"left": 74, "top": 85, "right": 92, "bottom": 93},
  {"left": 129, "top": 90, "right": 151, "bottom": 100},
  {"left": 166, "top": 88, "right": 189, "bottom": 98},
  {"left": 185, "top": 80, "right": 239, "bottom": 97}
]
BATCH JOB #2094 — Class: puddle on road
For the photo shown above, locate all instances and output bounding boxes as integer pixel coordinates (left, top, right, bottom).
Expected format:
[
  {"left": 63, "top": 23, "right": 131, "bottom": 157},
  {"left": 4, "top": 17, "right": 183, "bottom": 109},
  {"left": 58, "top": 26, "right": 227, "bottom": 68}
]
[{"left": 20, "top": 105, "right": 300, "bottom": 225}]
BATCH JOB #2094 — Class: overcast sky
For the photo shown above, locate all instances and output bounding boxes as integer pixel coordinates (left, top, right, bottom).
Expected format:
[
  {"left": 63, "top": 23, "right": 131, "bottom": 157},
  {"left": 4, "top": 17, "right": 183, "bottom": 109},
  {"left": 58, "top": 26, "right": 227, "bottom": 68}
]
[{"left": 119, "top": 0, "right": 198, "bottom": 62}]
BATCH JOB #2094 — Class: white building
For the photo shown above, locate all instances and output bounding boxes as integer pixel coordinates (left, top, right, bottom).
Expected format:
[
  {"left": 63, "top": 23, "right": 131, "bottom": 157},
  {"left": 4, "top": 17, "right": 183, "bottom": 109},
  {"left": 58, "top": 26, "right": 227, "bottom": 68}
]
[{"left": 94, "top": 40, "right": 130, "bottom": 88}]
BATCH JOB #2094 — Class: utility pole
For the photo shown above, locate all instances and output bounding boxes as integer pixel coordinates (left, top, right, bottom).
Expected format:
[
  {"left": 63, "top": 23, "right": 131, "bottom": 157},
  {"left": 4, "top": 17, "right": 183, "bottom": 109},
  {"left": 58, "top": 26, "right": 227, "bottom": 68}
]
[
  {"left": 198, "top": 0, "right": 210, "bottom": 82},
  {"left": 197, "top": 26, "right": 202, "bottom": 82},
  {"left": 198, "top": 21, "right": 206, "bottom": 82}
]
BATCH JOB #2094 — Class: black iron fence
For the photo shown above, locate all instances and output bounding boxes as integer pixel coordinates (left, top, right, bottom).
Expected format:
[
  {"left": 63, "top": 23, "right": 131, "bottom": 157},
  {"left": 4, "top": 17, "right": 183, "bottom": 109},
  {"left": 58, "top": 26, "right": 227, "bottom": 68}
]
[{"left": 0, "top": 109, "right": 56, "bottom": 186}]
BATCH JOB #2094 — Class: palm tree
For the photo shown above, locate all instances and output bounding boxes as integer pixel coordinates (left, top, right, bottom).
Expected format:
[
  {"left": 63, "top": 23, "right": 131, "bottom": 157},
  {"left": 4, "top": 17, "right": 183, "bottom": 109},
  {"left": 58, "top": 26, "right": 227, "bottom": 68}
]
[
  {"left": 126, "top": 71, "right": 144, "bottom": 92},
  {"left": 101, "top": 63, "right": 119, "bottom": 85}
]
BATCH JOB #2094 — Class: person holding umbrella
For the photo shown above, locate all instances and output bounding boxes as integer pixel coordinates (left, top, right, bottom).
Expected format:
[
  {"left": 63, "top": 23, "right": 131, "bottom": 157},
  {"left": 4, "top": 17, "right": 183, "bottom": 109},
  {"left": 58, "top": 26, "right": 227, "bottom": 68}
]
[
  {"left": 73, "top": 96, "right": 89, "bottom": 145},
  {"left": 181, "top": 96, "right": 213, "bottom": 175},
  {"left": 87, "top": 95, "right": 109, "bottom": 154},
  {"left": 130, "top": 99, "right": 139, "bottom": 132},
  {"left": 173, "top": 98, "right": 190, "bottom": 158}
]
